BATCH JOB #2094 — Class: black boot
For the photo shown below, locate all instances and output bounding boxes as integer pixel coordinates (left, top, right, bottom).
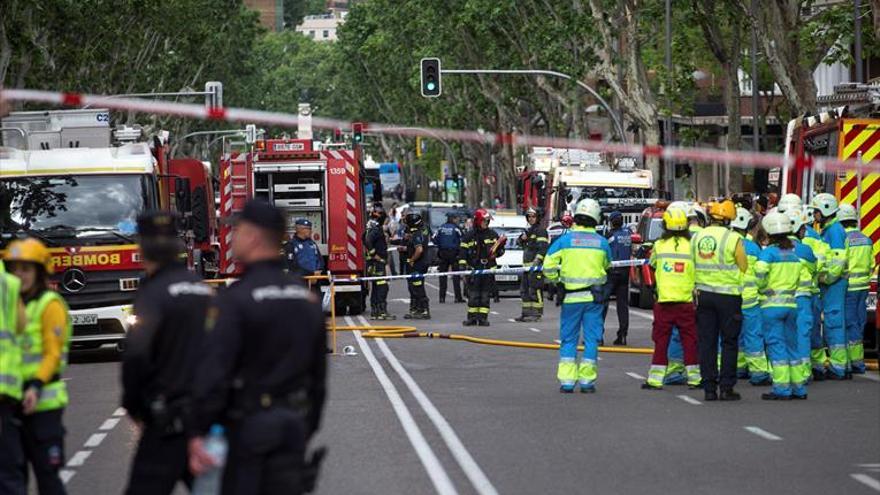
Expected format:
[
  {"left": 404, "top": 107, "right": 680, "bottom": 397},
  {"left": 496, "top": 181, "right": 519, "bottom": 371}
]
[
  {"left": 720, "top": 389, "right": 742, "bottom": 401},
  {"left": 463, "top": 318, "right": 477, "bottom": 326},
  {"left": 613, "top": 335, "right": 627, "bottom": 346}
]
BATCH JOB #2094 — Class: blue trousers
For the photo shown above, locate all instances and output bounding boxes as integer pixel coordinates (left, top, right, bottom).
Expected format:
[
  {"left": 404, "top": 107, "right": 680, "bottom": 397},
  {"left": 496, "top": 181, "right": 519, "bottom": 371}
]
[
  {"left": 559, "top": 302, "right": 604, "bottom": 389},
  {"left": 844, "top": 290, "right": 868, "bottom": 373},
  {"left": 795, "top": 296, "right": 814, "bottom": 382},
  {"left": 820, "top": 280, "right": 848, "bottom": 377},
  {"left": 763, "top": 306, "right": 803, "bottom": 397},
  {"left": 810, "top": 294, "right": 825, "bottom": 373},
  {"left": 741, "top": 305, "right": 769, "bottom": 383},
  {"left": 665, "top": 327, "right": 686, "bottom": 384}
]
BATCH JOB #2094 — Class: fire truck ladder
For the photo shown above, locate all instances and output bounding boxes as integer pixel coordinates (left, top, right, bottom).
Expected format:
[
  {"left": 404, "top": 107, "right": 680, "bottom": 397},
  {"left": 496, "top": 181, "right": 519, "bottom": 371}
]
[{"left": 219, "top": 156, "right": 252, "bottom": 274}]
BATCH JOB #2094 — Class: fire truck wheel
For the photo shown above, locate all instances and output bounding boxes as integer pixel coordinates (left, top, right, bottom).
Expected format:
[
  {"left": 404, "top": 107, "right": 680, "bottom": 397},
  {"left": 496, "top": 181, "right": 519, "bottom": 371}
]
[{"left": 637, "top": 285, "right": 653, "bottom": 310}]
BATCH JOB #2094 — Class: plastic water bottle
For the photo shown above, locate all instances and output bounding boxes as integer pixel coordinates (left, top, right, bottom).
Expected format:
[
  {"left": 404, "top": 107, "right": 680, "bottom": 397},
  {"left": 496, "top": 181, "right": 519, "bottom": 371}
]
[{"left": 192, "top": 424, "right": 228, "bottom": 495}]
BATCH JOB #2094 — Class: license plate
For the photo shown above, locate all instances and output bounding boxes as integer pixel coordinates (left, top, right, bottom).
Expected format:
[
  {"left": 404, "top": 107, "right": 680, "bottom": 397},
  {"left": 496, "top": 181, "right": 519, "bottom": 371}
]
[
  {"left": 72, "top": 314, "right": 98, "bottom": 326},
  {"left": 868, "top": 293, "right": 877, "bottom": 311},
  {"left": 496, "top": 275, "right": 518, "bottom": 282}
]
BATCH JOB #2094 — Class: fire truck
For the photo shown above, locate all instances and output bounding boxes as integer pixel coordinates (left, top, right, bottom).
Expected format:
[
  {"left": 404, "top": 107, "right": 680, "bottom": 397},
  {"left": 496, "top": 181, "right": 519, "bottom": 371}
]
[
  {"left": 216, "top": 114, "right": 367, "bottom": 315},
  {"left": 517, "top": 147, "right": 656, "bottom": 231},
  {"left": 781, "top": 82, "right": 880, "bottom": 357},
  {"left": 0, "top": 109, "right": 216, "bottom": 349}
]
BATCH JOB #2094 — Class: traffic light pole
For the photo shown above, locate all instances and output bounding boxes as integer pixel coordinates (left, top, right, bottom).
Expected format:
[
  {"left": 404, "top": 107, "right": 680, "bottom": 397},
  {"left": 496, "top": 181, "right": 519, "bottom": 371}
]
[{"left": 441, "top": 68, "right": 627, "bottom": 144}]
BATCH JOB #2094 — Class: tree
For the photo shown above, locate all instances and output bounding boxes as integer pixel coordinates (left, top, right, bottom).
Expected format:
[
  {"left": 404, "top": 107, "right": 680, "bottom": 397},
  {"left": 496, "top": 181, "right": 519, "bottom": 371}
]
[{"left": 283, "top": 0, "right": 328, "bottom": 29}]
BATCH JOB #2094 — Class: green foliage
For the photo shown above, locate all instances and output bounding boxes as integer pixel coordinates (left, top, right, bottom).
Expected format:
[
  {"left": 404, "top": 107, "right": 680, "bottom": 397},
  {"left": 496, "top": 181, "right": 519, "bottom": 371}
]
[{"left": 283, "top": 0, "right": 329, "bottom": 28}]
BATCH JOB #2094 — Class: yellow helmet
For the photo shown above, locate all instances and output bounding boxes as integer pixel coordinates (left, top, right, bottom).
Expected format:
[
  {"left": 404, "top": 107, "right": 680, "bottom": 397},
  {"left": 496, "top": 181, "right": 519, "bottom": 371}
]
[
  {"left": 662, "top": 208, "right": 688, "bottom": 232},
  {"left": 708, "top": 200, "right": 736, "bottom": 221},
  {"left": 4, "top": 238, "right": 54, "bottom": 274}
]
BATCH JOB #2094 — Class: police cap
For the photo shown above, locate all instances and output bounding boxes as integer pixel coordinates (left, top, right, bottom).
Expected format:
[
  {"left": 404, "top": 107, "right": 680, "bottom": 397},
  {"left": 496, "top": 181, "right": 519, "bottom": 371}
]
[{"left": 295, "top": 218, "right": 313, "bottom": 228}]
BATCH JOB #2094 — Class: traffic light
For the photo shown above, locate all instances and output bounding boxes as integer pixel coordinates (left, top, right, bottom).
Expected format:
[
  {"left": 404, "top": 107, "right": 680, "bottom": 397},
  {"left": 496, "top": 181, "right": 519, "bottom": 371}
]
[
  {"left": 420, "top": 58, "right": 441, "bottom": 97},
  {"left": 205, "top": 81, "right": 223, "bottom": 110},
  {"left": 352, "top": 122, "right": 364, "bottom": 144}
]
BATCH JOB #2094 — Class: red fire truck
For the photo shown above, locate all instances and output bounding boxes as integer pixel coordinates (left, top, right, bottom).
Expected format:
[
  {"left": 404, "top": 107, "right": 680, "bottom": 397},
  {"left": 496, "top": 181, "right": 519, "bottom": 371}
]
[{"left": 217, "top": 134, "right": 367, "bottom": 314}]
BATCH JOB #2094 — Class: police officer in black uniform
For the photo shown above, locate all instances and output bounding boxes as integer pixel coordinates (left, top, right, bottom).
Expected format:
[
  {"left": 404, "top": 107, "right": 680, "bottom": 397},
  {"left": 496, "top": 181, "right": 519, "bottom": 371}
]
[
  {"left": 393, "top": 212, "right": 430, "bottom": 319},
  {"left": 189, "top": 200, "right": 326, "bottom": 495},
  {"left": 603, "top": 211, "right": 632, "bottom": 345},
  {"left": 432, "top": 212, "right": 464, "bottom": 303},
  {"left": 460, "top": 208, "right": 505, "bottom": 326},
  {"left": 122, "top": 211, "right": 214, "bottom": 495},
  {"left": 365, "top": 207, "right": 394, "bottom": 320},
  {"left": 515, "top": 208, "right": 548, "bottom": 322}
]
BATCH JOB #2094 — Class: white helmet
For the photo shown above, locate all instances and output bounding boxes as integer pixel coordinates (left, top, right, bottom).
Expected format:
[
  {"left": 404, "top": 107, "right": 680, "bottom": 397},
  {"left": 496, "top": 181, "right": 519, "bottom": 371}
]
[
  {"left": 730, "top": 207, "right": 753, "bottom": 231},
  {"left": 668, "top": 201, "right": 689, "bottom": 213},
  {"left": 688, "top": 204, "right": 708, "bottom": 223},
  {"left": 762, "top": 210, "right": 792, "bottom": 235},
  {"left": 811, "top": 193, "right": 839, "bottom": 218},
  {"left": 574, "top": 198, "right": 602, "bottom": 223},
  {"left": 784, "top": 208, "right": 806, "bottom": 234},
  {"left": 837, "top": 203, "right": 858, "bottom": 222},
  {"left": 776, "top": 193, "right": 803, "bottom": 214}
]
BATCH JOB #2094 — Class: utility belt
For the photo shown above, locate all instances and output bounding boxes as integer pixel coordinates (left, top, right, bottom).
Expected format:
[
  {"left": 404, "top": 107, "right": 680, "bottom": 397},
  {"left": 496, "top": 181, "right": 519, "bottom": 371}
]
[
  {"left": 556, "top": 283, "right": 610, "bottom": 305},
  {"left": 229, "top": 388, "right": 309, "bottom": 421},
  {"left": 147, "top": 395, "right": 192, "bottom": 436}
]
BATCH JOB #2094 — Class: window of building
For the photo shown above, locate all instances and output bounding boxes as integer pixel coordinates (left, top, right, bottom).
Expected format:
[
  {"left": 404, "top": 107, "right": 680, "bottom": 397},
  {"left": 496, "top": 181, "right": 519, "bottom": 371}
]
[
  {"left": 309, "top": 30, "right": 315, "bottom": 38},
  {"left": 323, "top": 30, "right": 329, "bottom": 38}
]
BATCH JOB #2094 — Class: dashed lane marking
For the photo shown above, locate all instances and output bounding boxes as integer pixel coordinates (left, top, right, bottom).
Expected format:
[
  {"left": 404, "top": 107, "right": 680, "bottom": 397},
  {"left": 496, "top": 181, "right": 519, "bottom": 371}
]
[
  {"left": 66, "top": 451, "right": 92, "bottom": 467},
  {"left": 851, "top": 473, "right": 880, "bottom": 492},
  {"left": 507, "top": 318, "right": 516, "bottom": 323},
  {"left": 677, "top": 395, "right": 702, "bottom": 405},
  {"left": 744, "top": 426, "right": 782, "bottom": 441},
  {"left": 63, "top": 409, "right": 126, "bottom": 484},
  {"left": 113, "top": 408, "right": 126, "bottom": 417},
  {"left": 528, "top": 327, "right": 541, "bottom": 333},
  {"left": 426, "top": 282, "right": 440, "bottom": 291},
  {"left": 99, "top": 418, "right": 121, "bottom": 430},
  {"left": 59, "top": 470, "right": 75, "bottom": 484},
  {"left": 625, "top": 372, "right": 645, "bottom": 380},
  {"left": 83, "top": 433, "right": 107, "bottom": 448},
  {"left": 490, "top": 311, "right": 499, "bottom": 315}
]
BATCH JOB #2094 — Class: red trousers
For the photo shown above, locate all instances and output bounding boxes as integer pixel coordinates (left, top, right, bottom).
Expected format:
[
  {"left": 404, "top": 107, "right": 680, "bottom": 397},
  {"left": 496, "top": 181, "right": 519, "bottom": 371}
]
[{"left": 651, "top": 302, "right": 699, "bottom": 366}]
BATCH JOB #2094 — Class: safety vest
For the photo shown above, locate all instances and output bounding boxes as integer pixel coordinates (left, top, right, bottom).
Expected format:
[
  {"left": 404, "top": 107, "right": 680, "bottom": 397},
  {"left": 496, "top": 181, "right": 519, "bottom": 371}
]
[
  {"left": 0, "top": 272, "right": 22, "bottom": 400},
  {"left": 790, "top": 238, "right": 817, "bottom": 298},
  {"left": 755, "top": 246, "right": 800, "bottom": 308},
  {"left": 692, "top": 225, "right": 743, "bottom": 295},
  {"left": 688, "top": 224, "right": 702, "bottom": 236},
  {"left": 802, "top": 227, "right": 828, "bottom": 293},
  {"left": 820, "top": 219, "right": 848, "bottom": 284},
  {"left": 21, "top": 291, "right": 71, "bottom": 412},
  {"left": 543, "top": 226, "right": 610, "bottom": 303},
  {"left": 844, "top": 227, "right": 874, "bottom": 292},
  {"left": 741, "top": 237, "right": 761, "bottom": 308},
  {"left": 651, "top": 236, "right": 694, "bottom": 303}
]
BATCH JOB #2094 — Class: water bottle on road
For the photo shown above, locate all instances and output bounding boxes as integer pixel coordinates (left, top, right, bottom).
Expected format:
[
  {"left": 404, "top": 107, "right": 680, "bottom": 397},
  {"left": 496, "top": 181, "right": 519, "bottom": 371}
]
[{"left": 192, "top": 424, "right": 228, "bottom": 495}]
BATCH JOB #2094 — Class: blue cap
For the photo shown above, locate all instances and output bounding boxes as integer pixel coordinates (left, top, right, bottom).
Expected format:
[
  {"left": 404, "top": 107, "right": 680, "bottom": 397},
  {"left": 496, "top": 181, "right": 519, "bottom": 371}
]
[
  {"left": 609, "top": 211, "right": 623, "bottom": 220},
  {"left": 295, "top": 218, "right": 313, "bottom": 227}
]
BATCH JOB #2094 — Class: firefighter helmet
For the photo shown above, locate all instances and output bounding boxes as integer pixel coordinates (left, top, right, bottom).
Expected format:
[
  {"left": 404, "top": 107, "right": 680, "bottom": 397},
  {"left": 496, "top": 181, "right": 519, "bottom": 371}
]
[
  {"left": 524, "top": 207, "right": 539, "bottom": 219},
  {"left": 708, "top": 200, "right": 736, "bottom": 221},
  {"left": 784, "top": 208, "right": 807, "bottom": 234},
  {"left": 574, "top": 199, "right": 602, "bottom": 223},
  {"left": 4, "top": 238, "right": 53, "bottom": 274},
  {"left": 667, "top": 201, "right": 689, "bottom": 213},
  {"left": 811, "top": 193, "right": 839, "bottom": 218},
  {"left": 404, "top": 212, "right": 423, "bottom": 229},
  {"left": 473, "top": 208, "right": 491, "bottom": 228},
  {"left": 662, "top": 208, "right": 688, "bottom": 232},
  {"left": 687, "top": 203, "right": 708, "bottom": 224},
  {"left": 762, "top": 211, "right": 791, "bottom": 235},
  {"left": 730, "top": 207, "right": 753, "bottom": 231},
  {"left": 776, "top": 193, "right": 803, "bottom": 214},
  {"left": 560, "top": 213, "right": 574, "bottom": 228},
  {"left": 837, "top": 203, "right": 858, "bottom": 222}
]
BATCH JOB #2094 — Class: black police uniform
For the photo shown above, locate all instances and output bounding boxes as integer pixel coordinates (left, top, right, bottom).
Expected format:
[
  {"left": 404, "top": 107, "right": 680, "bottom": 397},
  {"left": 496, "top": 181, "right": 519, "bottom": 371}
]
[
  {"left": 123, "top": 214, "right": 213, "bottom": 495},
  {"left": 432, "top": 221, "right": 463, "bottom": 303},
  {"left": 402, "top": 225, "right": 430, "bottom": 318},
  {"left": 365, "top": 221, "right": 393, "bottom": 319},
  {"left": 518, "top": 223, "right": 548, "bottom": 321},
  {"left": 193, "top": 259, "right": 326, "bottom": 495},
  {"left": 603, "top": 223, "right": 632, "bottom": 344},
  {"left": 460, "top": 228, "right": 504, "bottom": 325}
]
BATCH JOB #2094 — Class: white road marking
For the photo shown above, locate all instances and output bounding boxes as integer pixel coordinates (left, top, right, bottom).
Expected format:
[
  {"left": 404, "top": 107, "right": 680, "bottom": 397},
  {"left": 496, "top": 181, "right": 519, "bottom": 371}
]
[
  {"left": 625, "top": 372, "right": 645, "bottom": 381},
  {"left": 507, "top": 318, "right": 516, "bottom": 323},
  {"left": 744, "top": 426, "right": 782, "bottom": 441},
  {"left": 528, "top": 327, "right": 541, "bottom": 333},
  {"left": 426, "top": 282, "right": 440, "bottom": 290},
  {"left": 851, "top": 473, "right": 880, "bottom": 492},
  {"left": 392, "top": 298, "right": 412, "bottom": 304},
  {"left": 856, "top": 373, "right": 880, "bottom": 382},
  {"left": 553, "top": 339, "right": 561, "bottom": 344},
  {"left": 99, "top": 418, "right": 121, "bottom": 430},
  {"left": 66, "top": 451, "right": 91, "bottom": 467},
  {"left": 491, "top": 311, "right": 499, "bottom": 315},
  {"left": 361, "top": 316, "right": 499, "bottom": 495},
  {"left": 113, "top": 407, "right": 126, "bottom": 417},
  {"left": 84, "top": 433, "right": 107, "bottom": 448},
  {"left": 59, "top": 470, "right": 75, "bottom": 484},
  {"left": 611, "top": 302, "right": 653, "bottom": 320},
  {"left": 349, "top": 317, "right": 458, "bottom": 495},
  {"left": 677, "top": 395, "right": 702, "bottom": 405},
  {"left": 859, "top": 464, "right": 880, "bottom": 468}
]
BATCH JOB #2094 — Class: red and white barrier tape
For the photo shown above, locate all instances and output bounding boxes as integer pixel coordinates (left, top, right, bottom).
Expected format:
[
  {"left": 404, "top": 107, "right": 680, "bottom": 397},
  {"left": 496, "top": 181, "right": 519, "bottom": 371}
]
[{"left": 2, "top": 87, "right": 879, "bottom": 174}]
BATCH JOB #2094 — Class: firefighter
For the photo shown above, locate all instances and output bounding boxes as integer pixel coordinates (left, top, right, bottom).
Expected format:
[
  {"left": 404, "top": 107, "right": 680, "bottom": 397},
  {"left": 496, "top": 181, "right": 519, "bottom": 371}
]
[
  {"left": 543, "top": 199, "right": 611, "bottom": 393},
  {"left": 692, "top": 199, "right": 748, "bottom": 401},
  {"left": 782, "top": 207, "right": 818, "bottom": 396},
  {"left": 190, "top": 200, "right": 326, "bottom": 495},
  {"left": 433, "top": 212, "right": 464, "bottom": 303},
  {"left": 838, "top": 203, "right": 874, "bottom": 374},
  {"left": 515, "top": 207, "right": 548, "bottom": 322},
  {"left": 810, "top": 193, "right": 849, "bottom": 379},
  {"left": 285, "top": 218, "right": 324, "bottom": 278},
  {"left": 365, "top": 207, "right": 394, "bottom": 320},
  {"left": 602, "top": 211, "right": 631, "bottom": 344},
  {"left": 459, "top": 209, "right": 505, "bottom": 326},
  {"left": 640, "top": 208, "right": 700, "bottom": 390},
  {"left": 755, "top": 211, "right": 804, "bottom": 400},
  {"left": 400, "top": 212, "right": 430, "bottom": 319},
  {"left": 121, "top": 212, "right": 213, "bottom": 495},
  {"left": 4, "top": 238, "right": 70, "bottom": 495},
  {"left": 731, "top": 207, "right": 771, "bottom": 386},
  {"left": 0, "top": 256, "right": 27, "bottom": 493}
]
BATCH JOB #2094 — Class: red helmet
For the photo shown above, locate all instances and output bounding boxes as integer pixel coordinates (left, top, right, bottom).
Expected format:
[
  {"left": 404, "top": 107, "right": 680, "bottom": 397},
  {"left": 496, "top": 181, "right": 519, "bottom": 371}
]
[
  {"left": 473, "top": 208, "right": 491, "bottom": 228},
  {"left": 560, "top": 212, "right": 574, "bottom": 228}
]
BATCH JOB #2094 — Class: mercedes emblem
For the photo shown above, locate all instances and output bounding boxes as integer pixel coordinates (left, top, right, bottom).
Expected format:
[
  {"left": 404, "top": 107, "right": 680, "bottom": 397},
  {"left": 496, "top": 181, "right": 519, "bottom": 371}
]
[{"left": 62, "top": 268, "right": 87, "bottom": 293}]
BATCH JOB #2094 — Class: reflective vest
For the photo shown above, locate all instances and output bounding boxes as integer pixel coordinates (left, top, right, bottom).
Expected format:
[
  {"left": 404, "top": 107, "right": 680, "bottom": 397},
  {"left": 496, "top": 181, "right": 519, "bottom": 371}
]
[
  {"left": 741, "top": 238, "right": 762, "bottom": 308},
  {"left": 0, "top": 272, "right": 22, "bottom": 400},
  {"left": 755, "top": 246, "right": 800, "bottom": 308},
  {"left": 802, "top": 226, "right": 828, "bottom": 293},
  {"left": 650, "top": 236, "right": 694, "bottom": 303},
  {"left": 790, "top": 238, "right": 817, "bottom": 298},
  {"left": 543, "top": 226, "right": 611, "bottom": 303},
  {"left": 22, "top": 291, "right": 71, "bottom": 412},
  {"left": 820, "top": 219, "right": 847, "bottom": 284},
  {"left": 688, "top": 224, "right": 702, "bottom": 236},
  {"left": 844, "top": 227, "right": 874, "bottom": 292},
  {"left": 692, "top": 225, "right": 743, "bottom": 295}
]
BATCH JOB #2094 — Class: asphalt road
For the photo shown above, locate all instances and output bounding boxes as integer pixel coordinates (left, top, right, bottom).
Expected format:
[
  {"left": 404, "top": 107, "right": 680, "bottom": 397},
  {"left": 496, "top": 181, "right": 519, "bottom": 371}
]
[{"left": 58, "top": 279, "right": 880, "bottom": 494}]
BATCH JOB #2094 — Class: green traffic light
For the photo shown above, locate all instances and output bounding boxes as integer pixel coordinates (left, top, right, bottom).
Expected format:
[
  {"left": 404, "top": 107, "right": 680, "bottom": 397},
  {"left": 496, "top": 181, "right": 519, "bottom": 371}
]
[{"left": 427, "top": 82, "right": 436, "bottom": 91}]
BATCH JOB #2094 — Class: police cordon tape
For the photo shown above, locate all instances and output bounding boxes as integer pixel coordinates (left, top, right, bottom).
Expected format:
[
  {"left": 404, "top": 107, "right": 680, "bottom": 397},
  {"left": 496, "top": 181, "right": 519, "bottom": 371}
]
[
  {"left": 331, "top": 258, "right": 647, "bottom": 284},
  {"left": 2, "top": 87, "right": 879, "bottom": 175}
]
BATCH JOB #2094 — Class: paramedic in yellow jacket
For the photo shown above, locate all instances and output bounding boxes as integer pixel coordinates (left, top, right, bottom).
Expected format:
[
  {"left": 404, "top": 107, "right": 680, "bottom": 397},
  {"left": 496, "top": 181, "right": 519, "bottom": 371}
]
[{"left": 5, "top": 238, "right": 71, "bottom": 495}]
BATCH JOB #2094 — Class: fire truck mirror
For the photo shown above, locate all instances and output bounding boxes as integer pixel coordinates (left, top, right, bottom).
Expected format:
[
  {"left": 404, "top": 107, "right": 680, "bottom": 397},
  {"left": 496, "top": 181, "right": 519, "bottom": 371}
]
[{"left": 174, "top": 177, "right": 192, "bottom": 215}]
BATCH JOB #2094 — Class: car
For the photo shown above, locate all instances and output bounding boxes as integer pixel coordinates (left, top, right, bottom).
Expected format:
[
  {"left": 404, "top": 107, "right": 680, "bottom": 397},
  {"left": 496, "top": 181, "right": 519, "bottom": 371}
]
[
  {"left": 628, "top": 205, "right": 666, "bottom": 309},
  {"left": 490, "top": 212, "right": 529, "bottom": 294}
]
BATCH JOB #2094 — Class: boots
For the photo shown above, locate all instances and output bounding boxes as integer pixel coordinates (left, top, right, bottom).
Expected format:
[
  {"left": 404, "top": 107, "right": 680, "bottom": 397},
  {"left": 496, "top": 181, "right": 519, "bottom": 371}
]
[
  {"left": 613, "top": 335, "right": 627, "bottom": 346},
  {"left": 478, "top": 315, "right": 490, "bottom": 327},
  {"left": 463, "top": 318, "right": 478, "bottom": 326}
]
